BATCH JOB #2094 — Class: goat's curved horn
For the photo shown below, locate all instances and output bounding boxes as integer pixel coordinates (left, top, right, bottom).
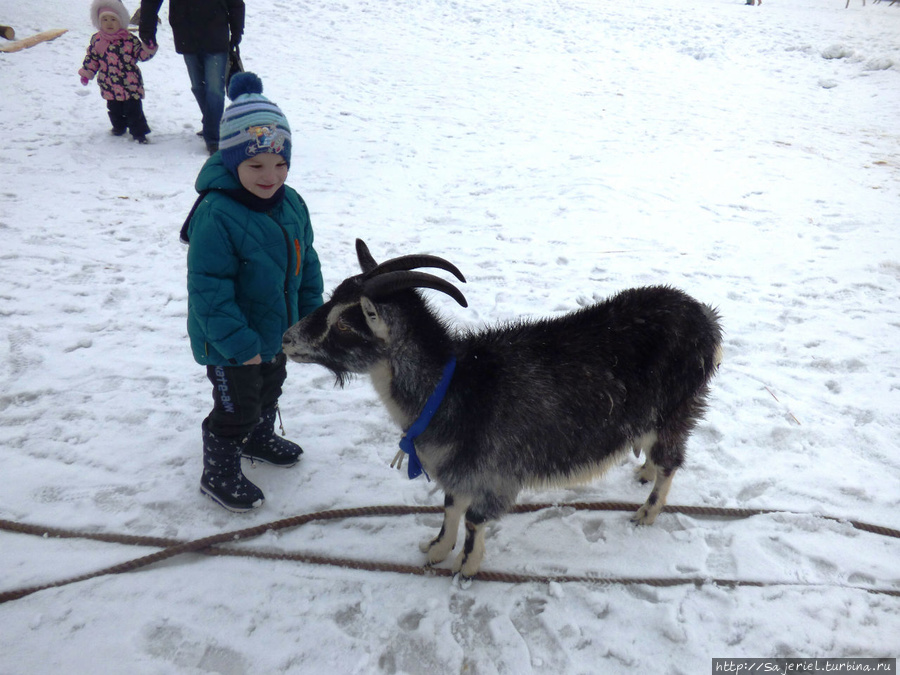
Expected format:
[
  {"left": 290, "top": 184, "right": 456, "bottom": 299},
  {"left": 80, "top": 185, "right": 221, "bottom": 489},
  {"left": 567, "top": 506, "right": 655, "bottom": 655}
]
[
  {"left": 362, "top": 271, "right": 468, "bottom": 308},
  {"left": 362, "top": 253, "right": 466, "bottom": 283}
]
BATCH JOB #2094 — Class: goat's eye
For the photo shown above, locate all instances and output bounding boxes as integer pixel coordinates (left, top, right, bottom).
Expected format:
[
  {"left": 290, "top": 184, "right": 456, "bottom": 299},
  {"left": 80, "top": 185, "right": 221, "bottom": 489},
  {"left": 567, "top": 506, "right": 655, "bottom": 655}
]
[{"left": 336, "top": 317, "right": 351, "bottom": 332}]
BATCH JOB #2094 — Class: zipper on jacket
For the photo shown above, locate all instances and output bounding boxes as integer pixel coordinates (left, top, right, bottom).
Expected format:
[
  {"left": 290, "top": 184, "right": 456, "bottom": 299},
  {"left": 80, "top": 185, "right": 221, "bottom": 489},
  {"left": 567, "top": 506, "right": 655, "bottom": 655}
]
[{"left": 272, "top": 212, "right": 294, "bottom": 325}]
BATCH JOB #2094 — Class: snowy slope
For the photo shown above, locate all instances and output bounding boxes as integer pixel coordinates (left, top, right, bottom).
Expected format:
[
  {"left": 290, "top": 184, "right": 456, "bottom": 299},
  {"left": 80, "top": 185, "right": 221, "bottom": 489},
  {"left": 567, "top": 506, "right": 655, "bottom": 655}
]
[{"left": 1, "top": 0, "right": 899, "bottom": 672}]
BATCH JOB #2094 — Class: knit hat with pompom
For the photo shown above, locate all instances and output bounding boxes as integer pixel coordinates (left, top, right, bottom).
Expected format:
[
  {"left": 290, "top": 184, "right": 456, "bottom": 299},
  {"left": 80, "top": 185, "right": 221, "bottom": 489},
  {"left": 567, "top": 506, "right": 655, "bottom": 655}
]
[{"left": 218, "top": 72, "right": 292, "bottom": 176}]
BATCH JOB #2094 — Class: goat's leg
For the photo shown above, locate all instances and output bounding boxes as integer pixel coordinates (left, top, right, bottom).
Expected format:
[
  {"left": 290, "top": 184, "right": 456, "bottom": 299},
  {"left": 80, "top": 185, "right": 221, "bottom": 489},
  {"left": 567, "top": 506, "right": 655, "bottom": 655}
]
[
  {"left": 632, "top": 434, "right": 685, "bottom": 525},
  {"left": 452, "top": 515, "right": 488, "bottom": 579},
  {"left": 450, "top": 491, "right": 516, "bottom": 577},
  {"left": 632, "top": 463, "right": 677, "bottom": 525},
  {"left": 633, "top": 431, "right": 659, "bottom": 484},
  {"left": 420, "top": 493, "right": 470, "bottom": 564},
  {"left": 635, "top": 460, "right": 657, "bottom": 484}
]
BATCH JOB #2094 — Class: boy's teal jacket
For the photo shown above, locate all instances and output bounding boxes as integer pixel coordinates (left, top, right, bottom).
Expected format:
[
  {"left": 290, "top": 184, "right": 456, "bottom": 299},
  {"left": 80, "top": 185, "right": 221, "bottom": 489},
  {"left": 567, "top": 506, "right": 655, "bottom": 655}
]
[{"left": 186, "top": 154, "right": 324, "bottom": 366}]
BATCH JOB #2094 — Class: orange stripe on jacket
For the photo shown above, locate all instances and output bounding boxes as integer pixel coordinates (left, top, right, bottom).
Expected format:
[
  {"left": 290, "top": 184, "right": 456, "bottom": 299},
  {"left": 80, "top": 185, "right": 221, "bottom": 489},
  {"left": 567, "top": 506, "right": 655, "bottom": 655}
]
[{"left": 294, "top": 239, "right": 301, "bottom": 276}]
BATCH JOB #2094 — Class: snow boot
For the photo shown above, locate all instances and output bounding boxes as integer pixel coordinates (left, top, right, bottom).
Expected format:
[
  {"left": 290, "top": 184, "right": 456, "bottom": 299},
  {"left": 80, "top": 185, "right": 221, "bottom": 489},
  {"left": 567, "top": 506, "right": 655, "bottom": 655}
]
[
  {"left": 200, "top": 422, "right": 264, "bottom": 512},
  {"left": 241, "top": 405, "right": 303, "bottom": 467}
]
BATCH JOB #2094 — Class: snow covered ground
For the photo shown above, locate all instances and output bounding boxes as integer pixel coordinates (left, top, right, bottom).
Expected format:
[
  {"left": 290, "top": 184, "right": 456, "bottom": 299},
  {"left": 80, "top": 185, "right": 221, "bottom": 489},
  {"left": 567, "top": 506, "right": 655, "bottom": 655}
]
[{"left": 1, "top": 0, "right": 899, "bottom": 672}]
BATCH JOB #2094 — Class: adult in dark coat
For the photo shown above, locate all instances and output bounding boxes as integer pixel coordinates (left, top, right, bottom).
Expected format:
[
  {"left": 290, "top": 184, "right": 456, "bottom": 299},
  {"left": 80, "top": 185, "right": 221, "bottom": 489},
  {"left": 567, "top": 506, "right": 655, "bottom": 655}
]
[{"left": 139, "top": 0, "right": 245, "bottom": 153}]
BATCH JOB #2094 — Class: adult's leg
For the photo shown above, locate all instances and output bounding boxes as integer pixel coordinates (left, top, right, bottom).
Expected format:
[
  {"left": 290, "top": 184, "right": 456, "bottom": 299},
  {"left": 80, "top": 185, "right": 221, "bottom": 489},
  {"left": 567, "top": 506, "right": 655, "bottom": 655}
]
[
  {"left": 183, "top": 53, "right": 210, "bottom": 137},
  {"left": 200, "top": 51, "right": 228, "bottom": 144}
]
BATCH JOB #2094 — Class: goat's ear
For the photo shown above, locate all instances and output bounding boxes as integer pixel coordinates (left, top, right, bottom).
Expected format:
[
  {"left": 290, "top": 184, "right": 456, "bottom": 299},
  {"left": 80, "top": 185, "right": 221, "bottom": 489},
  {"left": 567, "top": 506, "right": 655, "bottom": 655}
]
[
  {"left": 356, "top": 239, "right": 378, "bottom": 274},
  {"left": 360, "top": 296, "right": 390, "bottom": 340}
]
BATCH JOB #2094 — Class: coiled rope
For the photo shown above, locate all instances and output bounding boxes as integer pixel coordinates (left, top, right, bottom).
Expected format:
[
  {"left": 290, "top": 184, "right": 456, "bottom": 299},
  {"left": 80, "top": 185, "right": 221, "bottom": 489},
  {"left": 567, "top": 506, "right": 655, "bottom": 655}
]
[{"left": 1, "top": 502, "right": 898, "bottom": 604}]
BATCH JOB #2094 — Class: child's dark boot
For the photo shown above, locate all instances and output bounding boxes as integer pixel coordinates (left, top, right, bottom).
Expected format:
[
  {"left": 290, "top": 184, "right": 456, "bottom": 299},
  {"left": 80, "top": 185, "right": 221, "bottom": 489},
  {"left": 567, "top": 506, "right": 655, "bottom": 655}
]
[
  {"left": 200, "top": 421, "right": 264, "bottom": 512},
  {"left": 241, "top": 405, "right": 303, "bottom": 467}
]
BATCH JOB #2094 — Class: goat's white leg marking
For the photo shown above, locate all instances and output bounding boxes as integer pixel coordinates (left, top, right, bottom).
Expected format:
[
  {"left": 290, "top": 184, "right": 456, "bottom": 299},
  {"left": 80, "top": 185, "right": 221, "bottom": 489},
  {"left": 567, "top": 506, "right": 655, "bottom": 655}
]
[
  {"left": 452, "top": 520, "right": 487, "bottom": 578},
  {"left": 636, "top": 459, "right": 658, "bottom": 484},
  {"left": 632, "top": 431, "right": 659, "bottom": 484},
  {"left": 632, "top": 466, "right": 677, "bottom": 525},
  {"left": 420, "top": 495, "right": 470, "bottom": 565}
]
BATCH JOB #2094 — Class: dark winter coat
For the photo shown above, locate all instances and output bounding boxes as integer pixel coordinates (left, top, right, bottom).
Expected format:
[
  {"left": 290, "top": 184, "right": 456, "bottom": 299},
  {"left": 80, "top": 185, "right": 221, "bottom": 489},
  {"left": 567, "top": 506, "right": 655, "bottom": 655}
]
[
  {"left": 140, "top": 0, "right": 244, "bottom": 54},
  {"left": 186, "top": 154, "right": 324, "bottom": 367}
]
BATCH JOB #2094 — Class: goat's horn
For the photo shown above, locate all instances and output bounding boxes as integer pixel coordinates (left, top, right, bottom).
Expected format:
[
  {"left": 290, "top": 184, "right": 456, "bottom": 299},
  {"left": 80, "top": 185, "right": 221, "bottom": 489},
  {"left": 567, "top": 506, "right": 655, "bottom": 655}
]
[
  {"left": 362, "top": 254, "right": 466, "bottom": 284},
  {"left": 362, "top": 271, "right": 468, "bottom": 308}
]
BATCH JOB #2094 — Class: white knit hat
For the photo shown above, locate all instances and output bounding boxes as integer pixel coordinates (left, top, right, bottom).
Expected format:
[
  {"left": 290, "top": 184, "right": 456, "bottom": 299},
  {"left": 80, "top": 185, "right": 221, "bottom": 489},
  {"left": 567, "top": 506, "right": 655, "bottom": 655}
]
[{"left": 90, "top": 0, "right": 131, "bottom": 30}]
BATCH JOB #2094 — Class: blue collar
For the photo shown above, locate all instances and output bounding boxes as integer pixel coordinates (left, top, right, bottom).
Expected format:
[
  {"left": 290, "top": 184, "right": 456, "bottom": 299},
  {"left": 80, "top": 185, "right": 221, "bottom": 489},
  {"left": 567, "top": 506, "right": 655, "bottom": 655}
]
[{"left": 398, "top": 357, "right": 456, "bottom": 480}]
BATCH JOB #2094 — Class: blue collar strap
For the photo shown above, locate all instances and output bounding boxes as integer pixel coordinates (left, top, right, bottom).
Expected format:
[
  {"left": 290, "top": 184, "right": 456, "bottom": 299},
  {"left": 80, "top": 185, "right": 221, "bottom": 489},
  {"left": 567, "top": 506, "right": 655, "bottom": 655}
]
[{"left": 398, "top": 357, "right": 456, "bottom": 480}]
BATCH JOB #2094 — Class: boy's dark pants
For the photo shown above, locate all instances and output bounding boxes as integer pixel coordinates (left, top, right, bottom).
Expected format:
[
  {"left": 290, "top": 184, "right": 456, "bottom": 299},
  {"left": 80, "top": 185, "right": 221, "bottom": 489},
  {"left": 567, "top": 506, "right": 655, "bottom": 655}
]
[
  {"left": 107, "top": 99, "right": 151, "bottom": 138},
  {"left": 205, "top": 354, "right": 287, "bottom": 439}
]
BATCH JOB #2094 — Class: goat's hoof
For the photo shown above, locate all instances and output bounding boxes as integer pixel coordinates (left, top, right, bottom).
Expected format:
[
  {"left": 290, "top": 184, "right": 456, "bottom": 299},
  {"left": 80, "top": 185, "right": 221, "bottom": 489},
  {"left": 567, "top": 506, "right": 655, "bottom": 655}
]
[
  {"left": 422, "top": 539, "right": 453, "bottom": 564},
  {"left": 426, "top": 552, "right": 449, "bottom": 566},
  {"left": 630, "top": 506, "right": 658, "bottom": 526},
  {"left": 452, "top": 573, "right": 474, "bottom": 590},
  {"left": 451, "top": 552, "right": 484, "bottom": 580}
]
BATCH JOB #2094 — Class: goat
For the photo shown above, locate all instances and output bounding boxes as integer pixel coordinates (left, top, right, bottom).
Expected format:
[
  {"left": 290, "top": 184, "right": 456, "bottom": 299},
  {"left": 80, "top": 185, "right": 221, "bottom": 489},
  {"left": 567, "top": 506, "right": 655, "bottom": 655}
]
[{"left": 282, "top": 239, "right": 723, "bottom": 579}]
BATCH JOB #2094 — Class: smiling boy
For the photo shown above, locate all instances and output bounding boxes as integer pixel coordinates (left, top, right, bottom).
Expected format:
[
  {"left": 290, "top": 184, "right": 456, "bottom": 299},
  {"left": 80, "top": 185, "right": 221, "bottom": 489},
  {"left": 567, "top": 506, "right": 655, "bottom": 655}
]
[{"left": 183, "top": 72, "right": 324, "bottom": 511}]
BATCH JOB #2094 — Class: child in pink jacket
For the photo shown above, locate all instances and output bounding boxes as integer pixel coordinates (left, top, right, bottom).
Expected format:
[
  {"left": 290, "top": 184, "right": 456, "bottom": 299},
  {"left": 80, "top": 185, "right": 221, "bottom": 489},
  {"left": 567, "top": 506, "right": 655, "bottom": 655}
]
[{"left": 79, "top": 0, "right": 157, "bottom": 143}]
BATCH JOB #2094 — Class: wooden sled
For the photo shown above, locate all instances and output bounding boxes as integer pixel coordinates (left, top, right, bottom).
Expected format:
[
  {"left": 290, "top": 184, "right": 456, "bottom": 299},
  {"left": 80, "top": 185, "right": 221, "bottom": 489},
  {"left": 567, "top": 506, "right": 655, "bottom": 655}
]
[{"left": 0, "top": 28, "right": 68, "bottom": 53}]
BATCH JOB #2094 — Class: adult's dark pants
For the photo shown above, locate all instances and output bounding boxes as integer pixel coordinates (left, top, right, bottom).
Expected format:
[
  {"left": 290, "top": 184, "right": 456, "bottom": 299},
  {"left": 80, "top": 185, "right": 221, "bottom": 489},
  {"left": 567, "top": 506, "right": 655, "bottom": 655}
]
[
  {"left": 107, "top": 99, "right": 151, "bottom": 138},
  {"left": 205, "top": 353, "right": 287, "bottom": 439}
]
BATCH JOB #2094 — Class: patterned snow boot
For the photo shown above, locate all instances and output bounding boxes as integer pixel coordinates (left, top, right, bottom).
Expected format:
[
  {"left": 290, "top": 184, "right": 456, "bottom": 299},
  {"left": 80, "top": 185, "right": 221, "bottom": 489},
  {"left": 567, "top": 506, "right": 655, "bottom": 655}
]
[
  {"left": 200, "top": 422, "right": 265, "bottom": 512},
  {"left": 241, "top": 405, "right": 303, "bottom": 468}
]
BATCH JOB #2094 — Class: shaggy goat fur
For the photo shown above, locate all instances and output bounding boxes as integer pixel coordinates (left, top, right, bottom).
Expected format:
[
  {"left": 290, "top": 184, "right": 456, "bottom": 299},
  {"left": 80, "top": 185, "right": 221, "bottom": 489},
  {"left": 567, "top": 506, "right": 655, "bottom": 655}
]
[{"left": 282, "top": 240, "right": 723, "bottom": 578}]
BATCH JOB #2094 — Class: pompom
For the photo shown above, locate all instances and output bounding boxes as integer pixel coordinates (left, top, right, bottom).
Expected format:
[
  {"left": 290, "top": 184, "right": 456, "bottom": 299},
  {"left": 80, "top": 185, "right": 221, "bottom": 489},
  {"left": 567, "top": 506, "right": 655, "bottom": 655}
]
[{"left": 227, "top": 72, "right": 263, "bottom": 101}]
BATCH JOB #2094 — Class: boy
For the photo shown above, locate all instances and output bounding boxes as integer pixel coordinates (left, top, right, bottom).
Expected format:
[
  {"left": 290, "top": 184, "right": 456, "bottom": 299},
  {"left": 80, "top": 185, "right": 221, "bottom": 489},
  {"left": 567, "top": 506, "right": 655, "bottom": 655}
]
[{"left": 184, "top": 72, "right": 323, "bottom": 511}]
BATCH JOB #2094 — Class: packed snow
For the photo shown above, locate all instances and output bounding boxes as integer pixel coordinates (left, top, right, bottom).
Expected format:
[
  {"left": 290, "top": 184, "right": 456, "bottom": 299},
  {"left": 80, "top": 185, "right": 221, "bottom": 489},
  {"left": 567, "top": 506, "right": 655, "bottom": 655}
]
[{"left": 1, "top": 0, "right": 899, "bottom": 672}]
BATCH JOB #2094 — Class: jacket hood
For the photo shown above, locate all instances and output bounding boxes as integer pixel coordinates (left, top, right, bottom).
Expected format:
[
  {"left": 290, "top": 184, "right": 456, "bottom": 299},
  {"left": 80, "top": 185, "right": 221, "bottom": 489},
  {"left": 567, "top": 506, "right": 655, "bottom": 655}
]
[
  {"left": 195, "top": 153, "right": 241, "bottom": 193},
  {"left": 90, "top": 0, "right": 131, "bottom": 30}
]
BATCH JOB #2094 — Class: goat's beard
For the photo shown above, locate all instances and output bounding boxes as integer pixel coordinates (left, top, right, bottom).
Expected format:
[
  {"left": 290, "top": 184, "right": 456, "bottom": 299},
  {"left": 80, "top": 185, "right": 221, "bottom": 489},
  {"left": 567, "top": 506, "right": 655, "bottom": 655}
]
[
  {"left": 292, "top": 346, "right": 384, "bottom": 389},
  {"left": 332, "top": 369, "right": 355, "bottom": 388},
  {"left": 314, "top": 361, "right": 355, "bottom": 388}
]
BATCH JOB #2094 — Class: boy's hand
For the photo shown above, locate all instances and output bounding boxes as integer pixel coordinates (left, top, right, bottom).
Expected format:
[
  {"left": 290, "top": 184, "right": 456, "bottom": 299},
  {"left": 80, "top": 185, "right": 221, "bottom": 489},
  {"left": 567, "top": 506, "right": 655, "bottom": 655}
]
[
  {"left": 243, "top": 354, "right": 262, "bottom": 365},
  {"left": 80, "top": 76, "right": 89, "bottom": 86}
]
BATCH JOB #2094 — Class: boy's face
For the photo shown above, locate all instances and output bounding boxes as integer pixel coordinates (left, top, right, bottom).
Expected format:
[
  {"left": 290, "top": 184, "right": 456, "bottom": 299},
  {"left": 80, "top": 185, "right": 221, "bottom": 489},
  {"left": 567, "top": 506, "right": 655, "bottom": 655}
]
[
  {"left": 99, "top": 13, "right": 122, "bottom": 33},
  {"left": 237, "top": 153, "right": 289, "bottom": 200}
]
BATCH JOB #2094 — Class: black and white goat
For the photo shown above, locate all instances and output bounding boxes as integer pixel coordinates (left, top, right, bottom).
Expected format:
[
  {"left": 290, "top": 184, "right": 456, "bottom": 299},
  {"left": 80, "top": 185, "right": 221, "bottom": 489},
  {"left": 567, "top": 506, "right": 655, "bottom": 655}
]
[{"left": 282, "top": 240, "right": 723, "bottom": 579}]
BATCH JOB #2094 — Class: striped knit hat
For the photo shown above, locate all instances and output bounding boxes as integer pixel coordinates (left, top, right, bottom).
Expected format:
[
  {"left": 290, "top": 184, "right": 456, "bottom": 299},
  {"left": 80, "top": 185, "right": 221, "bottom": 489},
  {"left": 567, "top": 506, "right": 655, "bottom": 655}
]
[{"left": 219, "top": 72, "right": 292, "bottom": 176}]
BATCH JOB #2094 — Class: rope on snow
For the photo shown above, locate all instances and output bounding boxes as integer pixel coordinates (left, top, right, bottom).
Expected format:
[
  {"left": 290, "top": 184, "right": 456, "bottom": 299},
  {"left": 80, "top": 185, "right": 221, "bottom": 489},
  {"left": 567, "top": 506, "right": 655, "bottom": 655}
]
[{"left": 1, "top": 502, "right": 898, "bottom": 604}]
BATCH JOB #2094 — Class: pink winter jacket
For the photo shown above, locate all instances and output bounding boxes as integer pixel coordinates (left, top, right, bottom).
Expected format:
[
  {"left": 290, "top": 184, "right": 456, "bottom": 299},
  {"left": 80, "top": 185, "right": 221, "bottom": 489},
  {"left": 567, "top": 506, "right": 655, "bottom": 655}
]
[{"left": 80, "top": 32, "right": 156, "bottom": 101}]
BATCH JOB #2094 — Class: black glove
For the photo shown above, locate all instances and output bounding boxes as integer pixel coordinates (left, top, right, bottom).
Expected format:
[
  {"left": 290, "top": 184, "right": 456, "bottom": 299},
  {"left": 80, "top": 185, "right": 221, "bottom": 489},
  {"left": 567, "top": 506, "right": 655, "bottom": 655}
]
[
  {"left": 139, "top": 28, "right": 157, "bottom": 48},
  {"left": 230, "top": 32, "right": 242, "bottom": 48}
]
